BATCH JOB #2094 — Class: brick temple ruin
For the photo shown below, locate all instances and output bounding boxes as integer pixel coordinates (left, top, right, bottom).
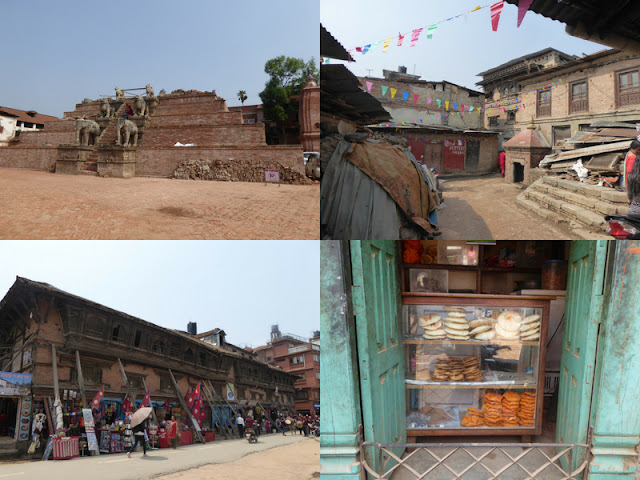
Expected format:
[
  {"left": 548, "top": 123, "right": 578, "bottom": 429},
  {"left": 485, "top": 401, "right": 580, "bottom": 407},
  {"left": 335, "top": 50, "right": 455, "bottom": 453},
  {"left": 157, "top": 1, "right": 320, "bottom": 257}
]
[{"left": 0, "top": 87, "right": 310, "bottom": 184}]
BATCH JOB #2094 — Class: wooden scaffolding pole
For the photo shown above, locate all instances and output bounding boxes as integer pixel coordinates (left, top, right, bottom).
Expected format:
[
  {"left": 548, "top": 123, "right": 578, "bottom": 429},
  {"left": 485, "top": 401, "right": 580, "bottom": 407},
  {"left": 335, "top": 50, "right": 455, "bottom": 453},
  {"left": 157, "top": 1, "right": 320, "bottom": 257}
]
[
  {"left": 141, "top": 378, "right": 158, "bottom": 425},
  {"left": 167, "top": 369, "right": 205, "bottom": 444},
  {"left": 51, "top": 345, "right": 59, "bottom": 400},
  {"left": 75, "top": 350, "right": 87, "bottom": 409},
  {"left": 200, "top": 381, "right": 233, "bottom": 439}
]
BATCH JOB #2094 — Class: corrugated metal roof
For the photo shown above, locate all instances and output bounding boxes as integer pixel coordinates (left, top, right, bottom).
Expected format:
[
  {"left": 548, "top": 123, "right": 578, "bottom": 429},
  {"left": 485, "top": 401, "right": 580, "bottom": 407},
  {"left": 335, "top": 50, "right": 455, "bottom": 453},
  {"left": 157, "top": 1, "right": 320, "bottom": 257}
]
[
  {"left": 321, "top": 64, "right": 391, "bottom": 125},
  {"left": 321, "top": 24, "right": 354, "bottom": 62}
]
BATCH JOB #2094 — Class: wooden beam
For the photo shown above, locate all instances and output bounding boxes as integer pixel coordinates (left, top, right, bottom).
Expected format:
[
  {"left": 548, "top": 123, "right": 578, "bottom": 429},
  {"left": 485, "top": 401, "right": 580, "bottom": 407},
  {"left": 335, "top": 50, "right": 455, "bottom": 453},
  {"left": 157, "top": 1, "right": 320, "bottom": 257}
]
[
  {"left": 51, "top": 345, "right": 59, "bottom": 399},
  {"left": 200, "top": 381, "right": 232, "bottom": 439},
  {"left": 75, "top": 350, "right": 87, "bottom": 409},
  {"left": 141, "top": 378, "right": 158, "bottom": 425},
  {"left": 117, "top": 358, "right": 133, "bottom": 401},
  {"left": 201, "top": 380, "right": 236, "bottom": 438},
  {"left": 44, "top": 397, "right": 55, "bottom": 436},
  {"left": 167, "top": 369, "right": 205, "bottom": 444}
]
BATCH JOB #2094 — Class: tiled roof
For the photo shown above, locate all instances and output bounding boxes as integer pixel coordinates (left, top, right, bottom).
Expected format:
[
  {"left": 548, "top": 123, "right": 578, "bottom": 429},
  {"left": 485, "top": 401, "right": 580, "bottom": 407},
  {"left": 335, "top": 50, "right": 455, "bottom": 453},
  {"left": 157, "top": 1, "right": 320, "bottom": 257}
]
[{"left": 0, "top": 106, "right": 59, "bottom": 125}]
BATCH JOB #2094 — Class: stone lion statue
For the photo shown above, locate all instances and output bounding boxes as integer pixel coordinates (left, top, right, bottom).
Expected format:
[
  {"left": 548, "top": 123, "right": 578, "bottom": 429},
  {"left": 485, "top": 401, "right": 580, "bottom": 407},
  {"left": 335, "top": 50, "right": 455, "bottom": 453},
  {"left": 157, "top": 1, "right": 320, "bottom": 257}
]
[
  {"left": 116, "top": 118, "right": 138, "bottom": 147},
  {"left": 133, "top": 95, "right": 147, "bottom": 117},
  {"left": 115, "top": 86, "right": 124, "bottom": 99},
  {"left": 145, "top": 84, "right": 155, "bottom": 98},
  {"left": 100, "top": 98, "right": 112, "bottom": 118},
  {"left": 75, "top": 119, "right": 101, "bottom": 145}
]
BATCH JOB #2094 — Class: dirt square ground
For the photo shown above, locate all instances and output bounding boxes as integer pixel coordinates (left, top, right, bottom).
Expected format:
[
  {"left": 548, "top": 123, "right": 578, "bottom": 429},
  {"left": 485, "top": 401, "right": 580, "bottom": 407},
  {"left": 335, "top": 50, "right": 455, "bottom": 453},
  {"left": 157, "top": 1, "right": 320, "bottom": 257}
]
[{"left": 0, "top": 170, "right": 319, "bottom": 239}]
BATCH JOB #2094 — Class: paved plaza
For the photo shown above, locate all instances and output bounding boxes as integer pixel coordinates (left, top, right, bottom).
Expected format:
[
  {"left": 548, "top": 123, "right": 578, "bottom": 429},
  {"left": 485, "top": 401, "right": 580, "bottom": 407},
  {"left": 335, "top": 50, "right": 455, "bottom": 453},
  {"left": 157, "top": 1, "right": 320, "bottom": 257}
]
[{"left": 0, "top": 170, "right": 319, "bottom": 239}]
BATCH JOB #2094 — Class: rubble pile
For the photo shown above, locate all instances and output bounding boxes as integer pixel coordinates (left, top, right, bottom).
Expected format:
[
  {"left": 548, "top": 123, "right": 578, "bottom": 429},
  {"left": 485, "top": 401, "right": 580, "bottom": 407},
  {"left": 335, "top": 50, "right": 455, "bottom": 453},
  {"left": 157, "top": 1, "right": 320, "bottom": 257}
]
[{"left": 171, "top": 159, "right": 312, "bottom": 185}]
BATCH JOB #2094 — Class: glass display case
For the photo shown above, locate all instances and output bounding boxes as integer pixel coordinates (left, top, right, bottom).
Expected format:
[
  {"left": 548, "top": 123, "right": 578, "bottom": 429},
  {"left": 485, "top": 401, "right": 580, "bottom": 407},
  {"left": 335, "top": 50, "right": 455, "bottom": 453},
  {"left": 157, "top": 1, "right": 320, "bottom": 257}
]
[{"left": 403, "top": 293, "right": 551, "bottom": 436}]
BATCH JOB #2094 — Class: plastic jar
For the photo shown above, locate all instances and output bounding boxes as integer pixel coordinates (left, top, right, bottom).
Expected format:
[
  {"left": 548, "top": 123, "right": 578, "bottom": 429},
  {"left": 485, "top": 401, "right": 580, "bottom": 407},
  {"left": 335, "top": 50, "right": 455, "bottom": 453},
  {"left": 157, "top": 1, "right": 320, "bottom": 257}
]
[{"left": 542, "top": 260, "right": 568, "bottom": 290}]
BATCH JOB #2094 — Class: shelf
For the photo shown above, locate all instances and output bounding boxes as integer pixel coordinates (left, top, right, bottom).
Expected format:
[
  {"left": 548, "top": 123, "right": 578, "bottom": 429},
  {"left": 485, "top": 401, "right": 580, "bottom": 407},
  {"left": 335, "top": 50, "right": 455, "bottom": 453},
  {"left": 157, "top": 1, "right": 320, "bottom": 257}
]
[
  {"left": 402, "top": 263, "right": 540, "bottom": 273},
  {"left": 405, "top": 383, "right": 537, "bottom": 390},
  {"left": 404, "top": 338, "right": 540, "bottom": 347},
  {"left": 402, "top": 292, "right": 557, "bottom": 301}
]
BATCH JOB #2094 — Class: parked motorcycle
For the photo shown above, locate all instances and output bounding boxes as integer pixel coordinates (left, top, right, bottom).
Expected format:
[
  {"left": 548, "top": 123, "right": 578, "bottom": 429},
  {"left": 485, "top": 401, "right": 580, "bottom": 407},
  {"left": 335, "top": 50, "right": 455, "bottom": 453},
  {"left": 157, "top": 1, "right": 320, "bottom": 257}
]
[
  {"left": 604, "top": 214, "right": 640, "bottom": 239},
  {"left": 245, "top": 428, "right": 257, "bottom": 443}
]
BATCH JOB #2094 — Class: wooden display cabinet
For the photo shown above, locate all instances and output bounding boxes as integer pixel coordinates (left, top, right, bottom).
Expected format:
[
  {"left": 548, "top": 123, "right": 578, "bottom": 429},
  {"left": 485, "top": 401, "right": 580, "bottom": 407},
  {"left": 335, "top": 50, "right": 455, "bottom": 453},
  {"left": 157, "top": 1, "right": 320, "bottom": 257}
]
[{"left": 403, "top": 293, "right": 552, "bottom": 439}]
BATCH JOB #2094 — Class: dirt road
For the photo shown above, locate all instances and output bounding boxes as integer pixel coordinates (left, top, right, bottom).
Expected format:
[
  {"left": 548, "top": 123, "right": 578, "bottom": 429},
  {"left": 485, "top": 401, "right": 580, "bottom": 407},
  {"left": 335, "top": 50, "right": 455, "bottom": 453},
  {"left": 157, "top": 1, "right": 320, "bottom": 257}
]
[
  {"left": 154, "top": 436, "right": 320, "bottom": 480},
  {"left": 436, "top": 174, "right": 576, "bottom": 240}
]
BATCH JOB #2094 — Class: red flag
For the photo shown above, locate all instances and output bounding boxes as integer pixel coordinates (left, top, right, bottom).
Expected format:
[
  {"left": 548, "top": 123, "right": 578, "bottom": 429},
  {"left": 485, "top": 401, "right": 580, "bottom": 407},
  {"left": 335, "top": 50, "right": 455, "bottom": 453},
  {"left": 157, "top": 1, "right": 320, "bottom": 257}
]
[
  {"left": 91, "top": 385, "right": 104, "bottom": 410},
  {"left": 184, "top": 389, "right": 193, "bottom": 408},
  {"left": 491, "top": 1, "right": 504, "bottom": 31},
  {"left": 122, "top": 395, "right": 132, "bottom": 414},
  {"left": 101, "top": 403, "right": 105, "bottom": 418},
  {"left": 163, "top": 399, "right": 170, "bottom": 412},
  {"left": 198, "top": 397, "right": 205, "bottom": 426},
  {"left": 140, "top": 389, "right": 151, "bottom": 408},
  {"left": 193, "top": 383, "right": 201, "bottom": 400},
  {"left": 397, "top": 32, "right": 405, "bottom": 47},
  {"left": 517, "top": 0, "right": 534, "bottom": 27}
]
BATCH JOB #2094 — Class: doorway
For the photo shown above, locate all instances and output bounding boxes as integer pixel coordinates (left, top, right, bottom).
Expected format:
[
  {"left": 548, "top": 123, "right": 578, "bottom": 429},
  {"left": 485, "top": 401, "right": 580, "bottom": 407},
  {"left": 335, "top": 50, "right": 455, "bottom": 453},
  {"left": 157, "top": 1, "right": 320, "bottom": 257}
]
[
  {"left": 0, "top": 397, "right": 18, "bottom": 439},
  {"left": 465, "top": 140, "right": 480, "bottom": 170},
  {"left": 513, "top": 162, "right": 524, "bottom": 183}
]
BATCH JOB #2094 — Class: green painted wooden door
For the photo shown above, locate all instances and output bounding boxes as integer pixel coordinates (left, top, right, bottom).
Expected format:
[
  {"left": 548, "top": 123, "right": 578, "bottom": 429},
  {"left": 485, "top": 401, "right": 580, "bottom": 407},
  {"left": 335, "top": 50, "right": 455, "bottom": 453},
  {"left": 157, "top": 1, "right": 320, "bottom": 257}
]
[
  {"left": 556, "top": 241, "right": 609, "bottom": 467},
  {"left": 350, "top": 241, "right": 406, "bottom": 477}
]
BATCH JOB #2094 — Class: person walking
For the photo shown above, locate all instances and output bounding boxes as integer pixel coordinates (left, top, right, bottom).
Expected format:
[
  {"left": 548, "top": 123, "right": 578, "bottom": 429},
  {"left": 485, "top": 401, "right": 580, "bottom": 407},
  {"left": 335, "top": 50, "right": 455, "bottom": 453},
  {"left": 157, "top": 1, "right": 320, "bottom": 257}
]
[
  {"left": 127, "top": 418, "right": 148, "bottom": 458},
  {"left": 499, "top": 150, "right": 506, "bottom": 177},
  {"left": 624, "top": 140, "right": 640, "bottom": 187},
  {"left": 167, "top": 416, "right": 179, "bottom": 449},
  {"left": 626, "top": 154, "right": 640, "bottom": 214},
  {"left": 236, "top": 413, "right": 245, "bottom": 438}
]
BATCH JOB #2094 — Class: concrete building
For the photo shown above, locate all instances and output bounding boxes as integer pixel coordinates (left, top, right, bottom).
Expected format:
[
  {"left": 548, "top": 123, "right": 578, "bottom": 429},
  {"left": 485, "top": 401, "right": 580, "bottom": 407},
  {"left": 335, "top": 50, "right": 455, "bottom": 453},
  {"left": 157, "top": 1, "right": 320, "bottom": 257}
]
[
  {"left": 0, "top": 277, "right": 297, "bottom": 454},
  {"left": 359, "top": 67, "right": 485, "bottom": 129},
  {"left": 477, "top": 48, "right": 640, "bottom": 148},
  {"left": 252, "top": 325, "right": 320, "bottom": 416},
  {"left": 0, "top": 107, "right": 59, "bottom": 146}
]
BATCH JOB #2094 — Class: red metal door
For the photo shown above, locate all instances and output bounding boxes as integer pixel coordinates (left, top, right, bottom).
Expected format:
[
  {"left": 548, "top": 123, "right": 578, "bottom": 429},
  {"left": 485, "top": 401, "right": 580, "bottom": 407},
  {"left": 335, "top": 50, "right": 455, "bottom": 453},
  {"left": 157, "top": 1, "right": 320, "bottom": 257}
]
[
  {"left": 423, "top": 142, "right": 443, "bottom": 171},
  {"left": 407, "top": 136, "right": 425, "bottom": 165},
  {"left": 443, "top": 139, "right": 466, "bottom": 172}
]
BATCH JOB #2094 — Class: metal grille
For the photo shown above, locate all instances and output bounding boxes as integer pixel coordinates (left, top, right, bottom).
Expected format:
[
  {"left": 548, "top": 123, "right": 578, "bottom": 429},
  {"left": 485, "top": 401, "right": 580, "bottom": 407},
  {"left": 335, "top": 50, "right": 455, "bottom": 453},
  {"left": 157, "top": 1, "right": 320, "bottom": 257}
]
[{"left": 361, "top": 441, "right": 588, "bottom": 480}]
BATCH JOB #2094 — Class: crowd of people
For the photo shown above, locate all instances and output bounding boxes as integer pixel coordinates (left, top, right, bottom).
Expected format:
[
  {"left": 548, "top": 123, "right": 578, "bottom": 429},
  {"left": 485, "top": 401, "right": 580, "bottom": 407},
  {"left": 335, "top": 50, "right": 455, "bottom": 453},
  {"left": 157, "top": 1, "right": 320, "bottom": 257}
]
[{"left": 235, "top": 411, "right": 319, "bottom": 438}]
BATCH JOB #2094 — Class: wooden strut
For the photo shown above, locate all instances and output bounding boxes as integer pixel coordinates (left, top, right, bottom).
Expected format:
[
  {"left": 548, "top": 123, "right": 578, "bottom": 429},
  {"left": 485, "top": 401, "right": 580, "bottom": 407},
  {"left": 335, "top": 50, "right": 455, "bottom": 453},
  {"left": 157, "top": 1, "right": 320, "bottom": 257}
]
[
  {"left": 167, "top": 369, "right": 205, "bottom": 444},
  {"left": 51, "top": 345, "right": 59, "bottom": 400},
  {"left": 75, "top": 350, "right": 87, "bottom": 409},
  {"left": 200, "top": 381, "right": 233, "bottom": 439},
  {"left": 210, "top": 379, "right": 244, "bottom": 418},
  {"left": 205, "top": 381, "right": 240, "bottom": 437},
  {"left": 141, "top": 378, "right": 158, "bottom": 426},
  {"left": 117, "top": 358, "right": 133, "bottom": 403},
  {"left": 44, "top": 396, "right": 55, "bottom": 438}
]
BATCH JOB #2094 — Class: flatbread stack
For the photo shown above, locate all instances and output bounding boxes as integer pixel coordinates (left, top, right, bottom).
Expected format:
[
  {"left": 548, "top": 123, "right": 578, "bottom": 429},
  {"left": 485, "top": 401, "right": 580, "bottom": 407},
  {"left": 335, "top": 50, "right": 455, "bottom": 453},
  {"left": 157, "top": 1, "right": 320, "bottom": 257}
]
[
  {"left": 431, "top": 358, "right": 451, "bottom": 382},
  {"left": 468, "top": 318, "right": 494, "bottom": 341},
  {"left": 415, "top": 354, "right": 432, "bottom": 380},
  {"left": 448, "top": 356, "right": 465, "bottom": 381},
  {"left": 463, "top": 355, "right": 483, "bottom": 382},
  {"left": 520, "top": 315, "right": 541, "bottom": 342},
  {"left": 501, "top": 391, "right": 521, "bottom": 427},
  {"left": 443, "top": 310, "right": 470, "bottom": 340},
  {"left": 419, "top": 314, "right": 446, "bottom": 340},
  {"left": 482, "top": 390, "right": 503, "bottom": 427},
  {"left": 461, "top": 407, "right": 484, "bottom": 427},
  {"left": 518, "top": 391, "right": 536, "bottom": 426},
  {"left": 495, "top": 310, "right": 522, "bottom": 340}
]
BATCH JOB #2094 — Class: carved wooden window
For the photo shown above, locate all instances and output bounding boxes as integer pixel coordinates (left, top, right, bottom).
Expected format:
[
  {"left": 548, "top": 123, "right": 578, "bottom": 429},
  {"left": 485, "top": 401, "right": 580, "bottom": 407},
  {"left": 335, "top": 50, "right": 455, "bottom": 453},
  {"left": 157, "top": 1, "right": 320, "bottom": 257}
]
[
  {"left": 134, "top": 330, "right": 142, "bottom": 348},
  {"left": 617, "top": 69, "right": 640, "bottom": 107},
  {"left": 70, "top": 366, "right": 102, "bottom": 385},
  {"left": 111, "top": 324, "right": 122, "bottom": 342},
  {"left": 507, "top": 111, "right": 516, "bottom": 124},
  {"left": 198, "top": 352, "right": 206, "bottom": 367},
  {"left": 152, "top": 339, "right": 166, "bottom": 354},
  {"left": 184, "top": 348, "right": 194, "bottom": 363},
  {"left": 159, "top": 374, "right": 173, "bottom": 392},
  {"left": 127, "top": 375, "right": 145, "bottom": 391},
  {"left": 84, "top": 314, "right": 103, "bottom": 338},
  {"left": 489, "top": 116, "right": 498, "bottom": 127},
  {"left": 570, "top": 80, "right": 588, "bottom": 113},
  {"left": 169, "top": 342, "right": 180, "bottom": 358},
  {"left": 537, "top": 88, "right": 552, "bottom": 117}
]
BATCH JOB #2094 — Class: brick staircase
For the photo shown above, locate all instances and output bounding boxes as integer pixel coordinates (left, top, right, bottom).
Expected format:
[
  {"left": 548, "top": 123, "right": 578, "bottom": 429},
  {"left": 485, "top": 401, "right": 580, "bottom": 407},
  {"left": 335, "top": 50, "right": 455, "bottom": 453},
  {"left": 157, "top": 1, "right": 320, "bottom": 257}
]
[
  {"left": 78, "top": 149, "right": 98, "bottom": 174},
  {"left": 97, "top": 103, "right": 127, "bottom": 146},
  {"left": 516, "top": 176, "right": 629, "bottom": 239},
  {"left": 0, "top": 437, "right": 18, "bottom": 458}
]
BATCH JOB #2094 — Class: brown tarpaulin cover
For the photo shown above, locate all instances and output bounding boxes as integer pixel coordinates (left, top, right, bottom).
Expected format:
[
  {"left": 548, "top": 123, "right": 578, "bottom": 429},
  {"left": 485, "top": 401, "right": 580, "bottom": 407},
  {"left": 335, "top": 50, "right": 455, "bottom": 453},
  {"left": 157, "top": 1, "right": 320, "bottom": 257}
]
[{"left": 344, "top": 141, "right": 437, "bottom": 232}]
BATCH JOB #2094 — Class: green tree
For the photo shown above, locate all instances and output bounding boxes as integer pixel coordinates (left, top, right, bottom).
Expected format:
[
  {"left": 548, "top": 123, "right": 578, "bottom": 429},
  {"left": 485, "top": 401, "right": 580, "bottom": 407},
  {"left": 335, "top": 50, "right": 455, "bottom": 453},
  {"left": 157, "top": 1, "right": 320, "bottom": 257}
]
[
  {"left": 237, "top": 90, "right": 247, "bottom": 106},
  {"left": 259, "top": 56, "right": 318, "bottom": 142}
]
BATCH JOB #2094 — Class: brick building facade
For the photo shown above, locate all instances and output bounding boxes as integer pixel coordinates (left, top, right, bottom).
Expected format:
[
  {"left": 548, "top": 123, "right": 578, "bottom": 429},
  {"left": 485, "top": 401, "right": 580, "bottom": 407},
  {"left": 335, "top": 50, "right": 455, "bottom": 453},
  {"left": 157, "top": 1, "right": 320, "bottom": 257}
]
[
  {"left": 478, "top": 48, "right": 640, "bottom": 148},
  {"left": 0, "top": 277, "right": 297, "bottom": 453},
  {"left": 252, "top": 326, "right": 320, "bottom": 415}
]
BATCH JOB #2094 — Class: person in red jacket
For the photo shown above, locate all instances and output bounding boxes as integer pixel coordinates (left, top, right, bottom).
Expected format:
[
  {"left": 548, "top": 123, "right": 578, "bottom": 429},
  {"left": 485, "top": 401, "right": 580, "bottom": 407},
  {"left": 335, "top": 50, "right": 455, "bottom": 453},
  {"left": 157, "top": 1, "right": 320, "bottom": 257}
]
[
  {"left": 624, "top": 140, "right": 640, "bottom": 187},
  {"left": 167, "top": 416, "right": 179, "bottom": 449},
  {"left": 499, "top": 150, "right": 506, "bottom": 177}
]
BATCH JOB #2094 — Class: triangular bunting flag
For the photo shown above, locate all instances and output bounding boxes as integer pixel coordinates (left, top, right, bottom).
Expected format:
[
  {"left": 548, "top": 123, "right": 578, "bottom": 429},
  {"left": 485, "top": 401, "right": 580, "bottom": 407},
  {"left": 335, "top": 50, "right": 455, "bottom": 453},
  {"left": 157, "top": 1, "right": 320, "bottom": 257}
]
[
  {"left": 402, "top": 91, "right": 409, "bottom": 101},
  {"left": 436, "top": 99, "right": 441, "bottom": 108},
  {"left": 397, "top": 33, "right": 405, "bottom": 46},
  {"left": 355, "top": 47, "right": 362, "bottom": 53},
  {"left": 491, "top": 1, "right": 504, "bottom": 32},
  {"left": 382, "top": 38, "right": 392, "bottom": 53},
  {"left": 413, "top": 94, "right": 419, "bottom": 105},
  {"left": 453, "top": 102, "right": 457, "bottom": 112},
  {"left": 366, "top": 81, "right": 373, "bottom": 93},
  {"left": 362, "top": 44, "right": 371, "bottom": 54},
  {"left": 445, "top": 101, "right": 449, "bottom": 111},
  {"left": 427, "top": 24, "right": 438, "bottom": 39},
  {"left": 390, "top": 88, "right": 397, "bottom": 99},
  {"left": 381, "top": 86, "right": 388, "bottom": 96},
  {"left": 517, "top": 0, "right": 535, "bottom": 27},
  {"left": 427, "top": 97, "right": 432, "bottom": 104},
  {"left": 410, "top": 28, "right": 423, "bottom": 47}
]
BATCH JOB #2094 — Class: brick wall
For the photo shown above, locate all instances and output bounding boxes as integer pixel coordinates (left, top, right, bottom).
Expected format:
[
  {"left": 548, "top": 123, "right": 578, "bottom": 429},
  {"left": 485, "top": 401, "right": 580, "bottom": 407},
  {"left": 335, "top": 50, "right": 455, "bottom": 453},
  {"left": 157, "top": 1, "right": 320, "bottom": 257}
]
[
  {"left": 63, "top": 102, "right": 101, "bottom": 119},
  {"left": 361, "top": 77, "right": 485, "bottom": 129},
  {"left": 0, "top": 146, "right": 57, "bottom": 170},
  {"left": 154, "top": 94, "right": 229, "bottom": 115},
  {"left": 142, "top": 124, "right": 266, "bottom": 146},
  {"left": 150, "top": 112, "right": 244, "bottom": 127},
  {"left": 135, "top": 145, "right": 303, "bottom": 177}
]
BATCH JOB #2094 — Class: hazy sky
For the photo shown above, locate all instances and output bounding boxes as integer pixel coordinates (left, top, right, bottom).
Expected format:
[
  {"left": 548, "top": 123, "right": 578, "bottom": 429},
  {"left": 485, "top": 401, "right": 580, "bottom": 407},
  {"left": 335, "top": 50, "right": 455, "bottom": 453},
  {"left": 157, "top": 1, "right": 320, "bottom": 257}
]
[
  {"left": 1, "top": 0, "right": 319, "bottom": 117},
  {"left": 0, "top": 241, "right": 319, "bottom": 348},
  {"left": 321, "top": 0, "right": 605, "bottom": 90}
]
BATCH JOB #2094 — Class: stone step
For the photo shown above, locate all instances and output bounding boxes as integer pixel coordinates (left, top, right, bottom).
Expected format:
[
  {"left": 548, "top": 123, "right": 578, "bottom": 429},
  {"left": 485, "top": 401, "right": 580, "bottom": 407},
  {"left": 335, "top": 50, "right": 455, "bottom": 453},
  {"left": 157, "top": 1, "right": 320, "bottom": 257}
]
[
  {"left": 78, "top": 169, "right": 98, "bottom": 176},
  {"left": 541, "top": 176, "right": 629, "bottom": 204},
  {"left": 531, "top": 181, "right": 628, "bottom": 216}
]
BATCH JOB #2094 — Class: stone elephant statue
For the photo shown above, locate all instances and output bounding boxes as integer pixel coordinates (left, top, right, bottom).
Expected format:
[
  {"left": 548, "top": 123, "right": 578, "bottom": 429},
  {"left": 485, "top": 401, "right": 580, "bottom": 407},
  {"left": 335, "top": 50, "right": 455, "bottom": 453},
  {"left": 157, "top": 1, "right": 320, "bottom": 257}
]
[
  {"left": 75, "top": 119, "right": 101, "bottom": 145},
  {"left": 116, "top": 119, "right": 138, "bottom": 147},
  {"left": 133, "top": 95, "right": 147, "bottom": 117}
]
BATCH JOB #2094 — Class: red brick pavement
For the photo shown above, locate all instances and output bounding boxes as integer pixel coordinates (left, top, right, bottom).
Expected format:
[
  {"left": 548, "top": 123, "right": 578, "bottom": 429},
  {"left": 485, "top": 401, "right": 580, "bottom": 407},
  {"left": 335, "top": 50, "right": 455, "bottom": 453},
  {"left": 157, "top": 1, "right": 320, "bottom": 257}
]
[{"left": 0, "top": 170, "right": 319, "bottom": 239}]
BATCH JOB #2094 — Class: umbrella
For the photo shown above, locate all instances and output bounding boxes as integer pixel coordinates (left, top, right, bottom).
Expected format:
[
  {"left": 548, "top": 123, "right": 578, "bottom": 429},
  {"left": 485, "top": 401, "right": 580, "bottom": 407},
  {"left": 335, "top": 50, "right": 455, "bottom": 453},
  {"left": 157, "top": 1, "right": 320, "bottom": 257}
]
[{"left": 129, "top": 407, "right": 153, "bottom": 428}]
